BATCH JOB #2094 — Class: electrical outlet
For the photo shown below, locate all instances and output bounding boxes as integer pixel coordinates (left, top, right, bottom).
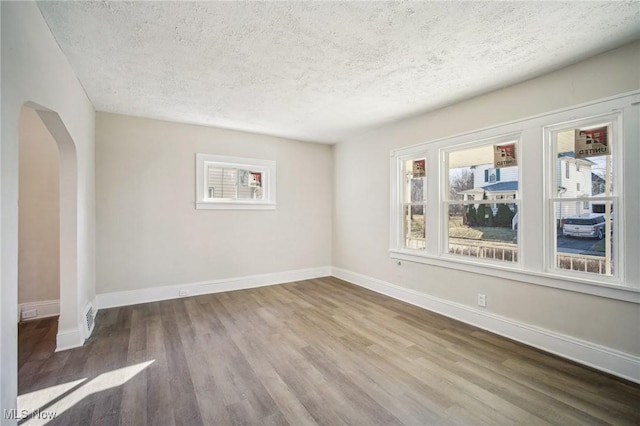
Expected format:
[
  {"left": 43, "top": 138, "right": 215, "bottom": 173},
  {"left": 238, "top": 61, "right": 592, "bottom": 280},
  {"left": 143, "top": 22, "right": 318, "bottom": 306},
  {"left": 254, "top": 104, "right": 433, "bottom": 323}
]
[
  {"left": 179, "top": 289, "right": 189, "bottom": 297},
  {"left": 477, "top": 293, "right": 487, "bottom": 308},
  {"left": 22, "top": 309, "right": 37, "bottom": 320}
]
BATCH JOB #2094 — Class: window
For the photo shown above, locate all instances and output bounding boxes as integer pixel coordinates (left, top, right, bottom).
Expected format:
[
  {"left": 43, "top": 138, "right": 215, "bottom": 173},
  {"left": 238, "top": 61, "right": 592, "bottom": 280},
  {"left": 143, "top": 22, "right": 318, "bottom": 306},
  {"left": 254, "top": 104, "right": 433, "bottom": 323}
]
[
  {"left": 444, "top": 138, "right": 519, "bottom": 263},
  {"left": 484, "top": 168, "right": 501, "bottom": 182},
  {"left": 398, "top": 156, "right": 427, "bottom": 250},
  {"left": 546, "top": 114, "right": 619, "bottom": 277},
  {"left": 195, "top": 154, "right": 276, "bottom": 210},
  {"left": 390, "top": 91, "right": 638, "bottom": 300}
]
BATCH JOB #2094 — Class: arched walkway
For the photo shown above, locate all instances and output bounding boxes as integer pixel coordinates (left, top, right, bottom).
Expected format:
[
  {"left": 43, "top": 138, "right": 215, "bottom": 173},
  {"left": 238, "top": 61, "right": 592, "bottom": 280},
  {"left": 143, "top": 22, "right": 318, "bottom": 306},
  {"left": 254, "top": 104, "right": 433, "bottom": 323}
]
[{"left": 20, "top": 103, "right": 80, "bottom": 349}]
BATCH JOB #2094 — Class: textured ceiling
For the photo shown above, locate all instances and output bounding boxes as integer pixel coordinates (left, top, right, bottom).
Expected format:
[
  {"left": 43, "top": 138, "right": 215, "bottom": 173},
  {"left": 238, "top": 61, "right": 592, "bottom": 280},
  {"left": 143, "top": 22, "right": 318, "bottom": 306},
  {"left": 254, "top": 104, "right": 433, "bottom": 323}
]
[{"left": 37, "top": 1, "right": 640, "bottom": 143}]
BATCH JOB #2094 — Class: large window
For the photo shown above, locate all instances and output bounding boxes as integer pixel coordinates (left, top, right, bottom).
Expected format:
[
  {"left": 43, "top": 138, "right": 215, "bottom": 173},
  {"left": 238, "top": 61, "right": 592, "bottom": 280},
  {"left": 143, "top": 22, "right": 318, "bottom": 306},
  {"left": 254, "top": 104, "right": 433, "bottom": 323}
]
[
  {"left": 389, "top": 91, "right": 639, "bottom": 300},
  {"left": 444, "top": 138, "right": 520, "bottom": 264},
  {"left": 545, "top": 114, "right": 620, "bottom": 277},
  {"left": 195, "top": 154, "right": 276, "bottom": 210}
]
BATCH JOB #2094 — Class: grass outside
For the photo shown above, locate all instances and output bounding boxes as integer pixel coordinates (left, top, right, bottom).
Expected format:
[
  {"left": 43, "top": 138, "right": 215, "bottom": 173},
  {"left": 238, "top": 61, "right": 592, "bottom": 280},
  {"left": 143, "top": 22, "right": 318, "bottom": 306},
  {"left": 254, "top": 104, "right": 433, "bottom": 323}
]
[
  {"left": 448, "top": 217, "right": 516, "bottom": 242},
  {"left": 409, "top": 214, "right": 517, "bottom": 242}
]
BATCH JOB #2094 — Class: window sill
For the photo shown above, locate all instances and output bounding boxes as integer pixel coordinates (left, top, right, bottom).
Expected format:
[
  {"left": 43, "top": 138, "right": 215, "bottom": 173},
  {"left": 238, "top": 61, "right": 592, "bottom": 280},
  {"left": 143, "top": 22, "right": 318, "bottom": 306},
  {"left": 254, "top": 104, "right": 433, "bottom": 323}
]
[
  {"left": 389, "top": 249, "right": 640, "bottom": 303},
  {"left": 196, "top": 202, "right": 276, "bottom": 210}
]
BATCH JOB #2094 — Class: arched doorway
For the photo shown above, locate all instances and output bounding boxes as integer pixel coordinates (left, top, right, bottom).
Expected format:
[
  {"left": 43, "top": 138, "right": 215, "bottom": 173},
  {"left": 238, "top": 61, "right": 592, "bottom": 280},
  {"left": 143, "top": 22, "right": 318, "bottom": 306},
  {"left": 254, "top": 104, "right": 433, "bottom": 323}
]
[
  {"left": 18, "top": 106, "right": 60, "bottom": 328},
  {"left": 19, "top": 103, "right": 80, "bottom": 350}
]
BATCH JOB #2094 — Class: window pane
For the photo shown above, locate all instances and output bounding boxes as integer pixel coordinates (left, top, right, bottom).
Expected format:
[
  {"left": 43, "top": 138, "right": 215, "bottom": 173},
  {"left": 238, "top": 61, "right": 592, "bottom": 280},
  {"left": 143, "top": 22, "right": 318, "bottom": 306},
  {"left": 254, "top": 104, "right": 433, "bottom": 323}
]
[
  {"left": 554, "top": 127, "right": 613, "bottom": 198},
  {"left": 404, "top": 159, "right": 426, "bottom": 203},
  {"left": 447, "top": 143, "right": 518, "bottom": 203},
  {"left": 207, "top": 167, "right": 238, "bottom": 199},
  {"left": 551, "top": 124, "right": 616, "bottom": 277},
  {"left": 448, "top": 203, "right": 518, "bottom": 262},
  {"left": 555, "top": 202, "right": 614, "bottom": 276},
  {"left": 196, "top": 154, "right": 276, "bottom": 210},
  {"left": 237, "top": 170, "right": 264, "bottom": 200},
  {"left": 207, "top": 168, "right": 265, "bottom": 201},
  {"left": 404, "top": 204, "right": 425, "bottom": 250},
  {"left": 410, "top": 178, "right": 424, "bottom": 202}
]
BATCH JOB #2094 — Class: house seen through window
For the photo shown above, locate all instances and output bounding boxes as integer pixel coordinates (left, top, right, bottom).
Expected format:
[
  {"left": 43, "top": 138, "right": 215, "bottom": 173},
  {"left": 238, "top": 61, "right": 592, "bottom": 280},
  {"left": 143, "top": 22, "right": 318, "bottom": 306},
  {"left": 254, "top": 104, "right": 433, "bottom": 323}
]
[
  {"left": 548, "top": 120, "right": 617, "bottom": 277},
  {"left": 445, "top": 141, "right": 519, "bottom": 263}
]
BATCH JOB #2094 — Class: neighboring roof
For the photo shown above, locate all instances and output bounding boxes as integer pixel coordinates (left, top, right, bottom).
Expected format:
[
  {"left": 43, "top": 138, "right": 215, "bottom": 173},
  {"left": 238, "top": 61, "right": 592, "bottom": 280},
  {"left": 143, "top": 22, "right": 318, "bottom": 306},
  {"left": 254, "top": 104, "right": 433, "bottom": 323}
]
[{"left": 481, "top": 181, "right": 518, "bottom": 192}]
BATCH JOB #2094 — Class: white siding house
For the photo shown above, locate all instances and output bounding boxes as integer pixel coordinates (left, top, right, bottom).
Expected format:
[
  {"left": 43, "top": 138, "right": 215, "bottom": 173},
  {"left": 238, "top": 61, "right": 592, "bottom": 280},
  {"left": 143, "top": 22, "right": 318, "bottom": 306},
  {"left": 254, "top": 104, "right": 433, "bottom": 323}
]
[
  {"left": 459, "top": 154, "right": 596, "bottom": 229},
  {"left": 461, "top": 164, "right": 519, "bottom": 204},
  {"left": 555, "top": 153, "right": 595, "bottom": 220}
]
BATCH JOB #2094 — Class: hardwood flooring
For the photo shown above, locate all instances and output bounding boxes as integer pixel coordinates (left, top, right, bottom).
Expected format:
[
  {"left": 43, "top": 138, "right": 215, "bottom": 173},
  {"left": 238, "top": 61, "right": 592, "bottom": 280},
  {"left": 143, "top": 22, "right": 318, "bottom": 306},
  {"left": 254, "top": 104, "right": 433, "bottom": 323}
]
[{"left": 17, "top": 277, "right": 640, "bottom": 425}]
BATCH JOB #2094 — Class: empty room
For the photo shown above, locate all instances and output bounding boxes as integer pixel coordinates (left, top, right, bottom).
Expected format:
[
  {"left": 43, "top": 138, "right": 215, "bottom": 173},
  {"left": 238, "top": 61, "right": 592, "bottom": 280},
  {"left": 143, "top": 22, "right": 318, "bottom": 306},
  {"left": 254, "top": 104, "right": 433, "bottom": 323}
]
[{"left": 2, "top": 1, "right": 640, "bottom": 425}]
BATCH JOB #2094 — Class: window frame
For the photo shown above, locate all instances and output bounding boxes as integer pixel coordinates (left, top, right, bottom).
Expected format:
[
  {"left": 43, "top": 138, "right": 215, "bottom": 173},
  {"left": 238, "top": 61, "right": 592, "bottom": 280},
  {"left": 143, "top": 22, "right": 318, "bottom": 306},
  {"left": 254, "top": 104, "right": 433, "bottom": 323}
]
[
  {"left": 389, "top": 90, "right": 640, "bottom": 303},
  {"left": 543, "top": 112, "right": 623, "bottom": 282},
  {"left": 195, "top": 153, "right": 277, "bottom": 210},
  {"left": 390, "top": 146, "right": 428, "bottom": 251},
  {"left": 440, "top": 134, "right": 522, "bottom": 267}
]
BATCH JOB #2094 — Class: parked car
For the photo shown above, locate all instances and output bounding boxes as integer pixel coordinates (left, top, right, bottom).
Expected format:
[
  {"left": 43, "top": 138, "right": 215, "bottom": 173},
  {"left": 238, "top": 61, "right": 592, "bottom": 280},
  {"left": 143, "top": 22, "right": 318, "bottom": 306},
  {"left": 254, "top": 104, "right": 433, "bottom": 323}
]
[{"left": 562, "top": 214, "right": 608, "bottom": 239}]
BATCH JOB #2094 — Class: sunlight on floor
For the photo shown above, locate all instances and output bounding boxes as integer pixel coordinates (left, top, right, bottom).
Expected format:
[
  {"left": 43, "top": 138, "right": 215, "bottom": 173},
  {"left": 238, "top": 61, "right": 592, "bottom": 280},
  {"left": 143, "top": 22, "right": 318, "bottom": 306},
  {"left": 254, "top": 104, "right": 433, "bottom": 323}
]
[{"left": 17, "top": 360, "right": 154, "bottom": 425}]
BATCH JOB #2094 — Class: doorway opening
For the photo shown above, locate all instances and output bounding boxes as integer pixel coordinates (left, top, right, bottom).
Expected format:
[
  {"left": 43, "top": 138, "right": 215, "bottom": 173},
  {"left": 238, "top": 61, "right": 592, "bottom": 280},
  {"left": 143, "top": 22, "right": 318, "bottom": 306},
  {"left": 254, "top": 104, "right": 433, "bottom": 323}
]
[
  {"left": 17, "top": 103, "right": 82, "bottom": 359},
  {"left": 17, "top": 106, "right": 62, "bottom": 384}
]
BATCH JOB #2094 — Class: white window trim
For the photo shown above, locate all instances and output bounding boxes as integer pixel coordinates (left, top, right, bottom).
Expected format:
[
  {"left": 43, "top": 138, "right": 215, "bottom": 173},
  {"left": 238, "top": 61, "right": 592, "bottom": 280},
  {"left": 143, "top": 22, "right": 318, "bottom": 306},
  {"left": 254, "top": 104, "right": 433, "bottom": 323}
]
[
  {"left": 440, "top": 133, "right": 522, "bottom": 266},
  {"left": 390, "top": 146, "right": 429, "bottom": 251},
  {"left": 543, "top": 111, "right": 623, "bottom": 282},
  {"left": 389, "top": 90, "right": 640, "bottom": 304},
  {"left": 195, "top": 153, "right": 276, "bottom": 210}
]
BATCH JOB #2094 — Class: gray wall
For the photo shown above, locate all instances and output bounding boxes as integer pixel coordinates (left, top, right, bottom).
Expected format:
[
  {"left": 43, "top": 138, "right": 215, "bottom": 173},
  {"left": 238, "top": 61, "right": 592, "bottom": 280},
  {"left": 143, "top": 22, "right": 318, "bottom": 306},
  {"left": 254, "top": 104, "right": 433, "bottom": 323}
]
[
  {"left": 96, "top": 112, "right": 332, "bottom": 294},
  {"left": 332, "top": 41, "right": 640, "bottom": 355}
]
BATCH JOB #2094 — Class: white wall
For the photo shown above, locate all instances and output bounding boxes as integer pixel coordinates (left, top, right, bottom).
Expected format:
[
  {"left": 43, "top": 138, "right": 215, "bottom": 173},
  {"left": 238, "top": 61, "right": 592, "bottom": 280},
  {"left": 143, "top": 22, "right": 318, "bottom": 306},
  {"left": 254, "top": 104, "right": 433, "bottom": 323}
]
[
  {"left": 18, "top": 107, "right": 60, "bottom": 307},
  {"left": 1, "top": 1, "right": 95, "bottom": 419},
  {"left": 96, "top": 113, "right": 332, "bottom": 295},
  {"left": 333, "top": 41, "right": 640, "bottom": 356}
]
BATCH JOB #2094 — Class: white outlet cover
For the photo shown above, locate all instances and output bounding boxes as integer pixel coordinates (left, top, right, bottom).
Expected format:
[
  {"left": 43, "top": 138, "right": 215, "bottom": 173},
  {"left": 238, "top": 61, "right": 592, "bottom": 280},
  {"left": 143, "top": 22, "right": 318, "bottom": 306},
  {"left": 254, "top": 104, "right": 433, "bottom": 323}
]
[{"left": 477, "top": 294, "right": 487, "bottom": 307}]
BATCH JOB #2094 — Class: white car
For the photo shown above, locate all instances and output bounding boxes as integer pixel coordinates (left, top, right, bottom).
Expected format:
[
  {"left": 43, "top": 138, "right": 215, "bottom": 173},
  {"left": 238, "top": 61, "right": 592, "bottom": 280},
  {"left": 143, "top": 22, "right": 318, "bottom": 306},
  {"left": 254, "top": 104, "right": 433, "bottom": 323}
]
[{"left": 562, "top": 214, "right": 608, "bottom": 239}]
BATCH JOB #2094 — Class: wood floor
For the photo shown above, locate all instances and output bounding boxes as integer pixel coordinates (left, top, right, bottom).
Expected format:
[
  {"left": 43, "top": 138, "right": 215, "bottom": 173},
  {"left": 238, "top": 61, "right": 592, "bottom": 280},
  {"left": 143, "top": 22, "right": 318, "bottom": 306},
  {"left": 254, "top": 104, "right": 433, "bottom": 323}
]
[{"left": 17, "top": 277, "right": 640, "bottom": 425}]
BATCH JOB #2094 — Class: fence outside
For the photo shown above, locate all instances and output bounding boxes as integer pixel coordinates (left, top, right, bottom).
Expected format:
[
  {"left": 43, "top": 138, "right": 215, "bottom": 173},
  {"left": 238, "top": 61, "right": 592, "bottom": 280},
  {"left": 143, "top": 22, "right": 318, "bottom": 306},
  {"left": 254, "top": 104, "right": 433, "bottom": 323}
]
[
  {"left": 448, "top": 239, "right": 517, "bottom": 262},
  {"left": 556, "top": 252, "right": 610, "bottom": 275},
  {"left": 405, "top": 238, "right": 610, "bottom": 275}
]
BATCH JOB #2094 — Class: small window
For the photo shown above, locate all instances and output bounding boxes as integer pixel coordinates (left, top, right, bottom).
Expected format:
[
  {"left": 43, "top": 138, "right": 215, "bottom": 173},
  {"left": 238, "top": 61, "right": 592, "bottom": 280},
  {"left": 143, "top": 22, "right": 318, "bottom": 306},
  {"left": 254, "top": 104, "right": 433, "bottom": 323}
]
[
  {"left": 401, "top": 158, "right": 427, "bottom": 250},
  {"left": 565, "top": 162, "right": 570, "bottom": 178},
  {"left": 576, "top": 182, "right": 580, "bottom": 192},
  {"left": 196, "top": 154, "right": 276, "bottom": 210}
]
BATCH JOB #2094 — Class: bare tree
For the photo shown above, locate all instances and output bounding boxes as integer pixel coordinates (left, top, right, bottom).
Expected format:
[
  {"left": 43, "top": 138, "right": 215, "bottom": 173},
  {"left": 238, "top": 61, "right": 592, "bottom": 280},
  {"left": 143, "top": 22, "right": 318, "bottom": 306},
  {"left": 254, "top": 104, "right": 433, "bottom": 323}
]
[
  {"left": 449, "top": 168, "right": 474, "bottom": 200},
  {"left": 449, "top": 168, "right": 474, "bottom": 222}
]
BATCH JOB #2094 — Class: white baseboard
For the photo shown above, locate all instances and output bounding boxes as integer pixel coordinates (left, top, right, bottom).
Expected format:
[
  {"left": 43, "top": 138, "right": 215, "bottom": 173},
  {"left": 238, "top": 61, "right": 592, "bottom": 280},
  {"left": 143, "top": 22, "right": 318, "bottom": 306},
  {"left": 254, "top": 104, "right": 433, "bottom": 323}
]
[
  {"left": 18, "top": 299, "right": 60, "bottom": 322},
  {"left": 96, "top": 266, "right": 332, "bottom": 310},
  {"left": 56, "top": 327, "right": 83, "bottom": 352},
  {"left": 331, "top": 267, "right": 640, "bottom": 384}
]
